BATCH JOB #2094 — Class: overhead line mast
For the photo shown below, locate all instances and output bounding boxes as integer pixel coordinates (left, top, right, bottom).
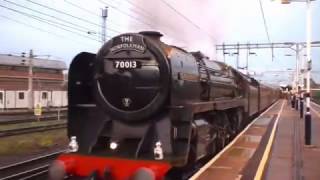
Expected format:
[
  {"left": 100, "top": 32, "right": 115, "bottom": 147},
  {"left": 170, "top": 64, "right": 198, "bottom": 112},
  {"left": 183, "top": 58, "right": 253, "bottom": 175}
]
[
  {"left": 101, "top": 7, "right": 108, "bottom": 44},
  {"left": 216, "top": 41, "right": 320, "bottom": 86}
]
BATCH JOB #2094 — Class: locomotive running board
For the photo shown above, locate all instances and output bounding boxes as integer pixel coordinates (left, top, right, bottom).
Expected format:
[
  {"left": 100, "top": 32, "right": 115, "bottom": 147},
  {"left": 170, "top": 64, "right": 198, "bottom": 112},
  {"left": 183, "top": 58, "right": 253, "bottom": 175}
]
[{"left": 187, "top": 98, "right": 245, "bottom": 113}]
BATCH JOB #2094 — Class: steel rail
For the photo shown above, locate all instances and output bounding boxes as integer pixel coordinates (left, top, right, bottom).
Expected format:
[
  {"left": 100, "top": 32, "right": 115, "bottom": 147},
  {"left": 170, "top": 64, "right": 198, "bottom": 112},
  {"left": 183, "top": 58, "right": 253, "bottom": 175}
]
[
  {"left": 0, "top": 114, "right": 67, "bottom": 125},
  {"left": 0, "top": 123, "right": 66, "bottom": 137},
  {"left": 0, "top": 150, "right": 66, "bottom": 180}
]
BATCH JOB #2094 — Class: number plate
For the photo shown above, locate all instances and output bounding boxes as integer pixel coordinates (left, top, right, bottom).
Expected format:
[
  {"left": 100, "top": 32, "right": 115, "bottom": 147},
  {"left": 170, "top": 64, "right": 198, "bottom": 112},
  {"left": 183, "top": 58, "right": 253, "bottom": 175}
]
[{"left": 113, "top": 60, "right": 141, "bottom": 69}]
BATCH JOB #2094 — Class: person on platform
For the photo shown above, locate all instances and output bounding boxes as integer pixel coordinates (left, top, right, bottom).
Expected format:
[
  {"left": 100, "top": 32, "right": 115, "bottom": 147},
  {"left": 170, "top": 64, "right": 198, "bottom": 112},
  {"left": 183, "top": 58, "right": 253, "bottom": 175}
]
[{"left": 291, "top": 91, "right": 296, "bottom": 108}]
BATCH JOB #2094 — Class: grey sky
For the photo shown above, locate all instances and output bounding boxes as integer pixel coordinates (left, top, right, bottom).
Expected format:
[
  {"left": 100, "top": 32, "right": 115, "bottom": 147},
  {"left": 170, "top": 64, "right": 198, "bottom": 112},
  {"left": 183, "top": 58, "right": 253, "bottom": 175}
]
[{"left": 0, "top": 0, "right": 319, "bottom": 85}]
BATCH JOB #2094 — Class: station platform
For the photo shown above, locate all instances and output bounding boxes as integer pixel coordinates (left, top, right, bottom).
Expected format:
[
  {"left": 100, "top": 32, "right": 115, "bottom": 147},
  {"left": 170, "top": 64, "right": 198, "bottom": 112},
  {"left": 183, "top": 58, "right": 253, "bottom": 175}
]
[{"left": 189, "top": 99, "right": 320, "bottom": 180}]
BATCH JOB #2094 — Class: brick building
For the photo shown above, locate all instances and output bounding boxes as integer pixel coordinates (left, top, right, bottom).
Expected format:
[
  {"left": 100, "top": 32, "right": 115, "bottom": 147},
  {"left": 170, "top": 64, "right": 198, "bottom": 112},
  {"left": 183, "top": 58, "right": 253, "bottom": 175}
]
[{"left": 0, "top": 54, "right": 67, "bottom": 109}]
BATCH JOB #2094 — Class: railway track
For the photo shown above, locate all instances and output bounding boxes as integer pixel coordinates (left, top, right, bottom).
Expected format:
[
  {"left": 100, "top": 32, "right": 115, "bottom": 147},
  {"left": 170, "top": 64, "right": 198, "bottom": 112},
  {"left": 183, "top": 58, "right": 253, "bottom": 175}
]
[
  {"left": 0, "top": 122, "right": 67, "bottom": 137},
  {"left": 0, "top": 108, "right": 67, "bottom": 115},
  {"left": 0, "top": 150, "right": 66, "bottom": 180},
  {"left": 0, "top": 113, "right": 67, "bottom": 125}
]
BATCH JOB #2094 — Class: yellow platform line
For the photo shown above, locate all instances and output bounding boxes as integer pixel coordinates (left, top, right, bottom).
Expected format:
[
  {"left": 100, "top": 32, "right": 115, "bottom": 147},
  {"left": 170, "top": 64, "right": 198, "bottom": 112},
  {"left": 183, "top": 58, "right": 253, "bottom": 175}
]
[
  {"left": 189, "top": 100, "right": 281, "bottom": 180},
  {"left": 254, "top": 100, "right": 285, "bottom": 180}
]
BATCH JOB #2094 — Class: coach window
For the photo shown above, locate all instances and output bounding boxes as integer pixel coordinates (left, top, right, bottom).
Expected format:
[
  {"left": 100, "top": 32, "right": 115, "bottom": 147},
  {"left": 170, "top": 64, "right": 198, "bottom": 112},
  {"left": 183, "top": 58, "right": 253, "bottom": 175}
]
[
  {"left": 42, "top": 92, "right": 48, "bottom": 99},
  {"left": 18, "top": 92, "right": 24, "bottom": 100},
  {"left": 0, "top": 92, "right": 3, "bottom": 103}
]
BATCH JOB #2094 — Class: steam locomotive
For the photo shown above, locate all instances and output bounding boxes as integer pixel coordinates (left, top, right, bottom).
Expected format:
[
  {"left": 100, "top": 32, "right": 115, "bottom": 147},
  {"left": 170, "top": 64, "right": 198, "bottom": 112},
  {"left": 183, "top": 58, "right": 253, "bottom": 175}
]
[{"left": 48, "top": 31, "right": 279, "bottom": 180}]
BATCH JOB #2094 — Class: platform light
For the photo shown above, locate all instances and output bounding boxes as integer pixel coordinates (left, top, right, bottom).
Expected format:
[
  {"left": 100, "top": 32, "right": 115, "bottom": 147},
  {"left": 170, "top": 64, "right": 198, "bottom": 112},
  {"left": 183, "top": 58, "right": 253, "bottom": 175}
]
[{"left": 110, "top": 141, "right": 118, "bottom": 150}]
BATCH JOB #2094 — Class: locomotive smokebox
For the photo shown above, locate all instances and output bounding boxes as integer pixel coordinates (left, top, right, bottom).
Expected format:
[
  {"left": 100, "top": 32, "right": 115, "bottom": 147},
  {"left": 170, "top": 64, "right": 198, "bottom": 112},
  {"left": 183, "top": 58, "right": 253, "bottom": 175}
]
[{"left": 94, "top": 32, "right": 170, "bottom": 122}]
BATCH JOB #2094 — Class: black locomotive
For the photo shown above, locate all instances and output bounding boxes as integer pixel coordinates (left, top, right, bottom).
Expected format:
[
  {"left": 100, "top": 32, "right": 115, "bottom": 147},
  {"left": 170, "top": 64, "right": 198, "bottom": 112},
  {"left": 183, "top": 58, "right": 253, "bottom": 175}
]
[{"left": 49, "top": 31, "right": 279, "bottom": 180}]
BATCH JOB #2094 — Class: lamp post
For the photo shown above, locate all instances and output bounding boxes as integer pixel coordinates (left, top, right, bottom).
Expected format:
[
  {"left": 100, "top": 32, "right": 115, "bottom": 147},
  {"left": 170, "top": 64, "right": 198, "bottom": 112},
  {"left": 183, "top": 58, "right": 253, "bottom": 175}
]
[
  {"left": 274, "top": 0, "right": 314, "bottom": 145},
  {"left": 101, "top": 7, "right": 108, "bottom": 44},
  {"left": 28, "top": 49, "right": 34, "bottom": 110},
  {"left": 21, "top": 51, "right": 52, "bottom": 111},
  {"left": 305, "top": 0, "right": 312, "bottom": 145}
]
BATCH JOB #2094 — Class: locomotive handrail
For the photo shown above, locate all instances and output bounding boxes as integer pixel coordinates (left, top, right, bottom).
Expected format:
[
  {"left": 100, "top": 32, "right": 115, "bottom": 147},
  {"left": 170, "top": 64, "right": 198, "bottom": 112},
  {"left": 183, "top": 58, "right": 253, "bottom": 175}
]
[
  {"left": 187, "top": 98, "right": 245, "bottom": 113},
  {"left": 104, "top": 56, "right": 151, "bottom": 60}
]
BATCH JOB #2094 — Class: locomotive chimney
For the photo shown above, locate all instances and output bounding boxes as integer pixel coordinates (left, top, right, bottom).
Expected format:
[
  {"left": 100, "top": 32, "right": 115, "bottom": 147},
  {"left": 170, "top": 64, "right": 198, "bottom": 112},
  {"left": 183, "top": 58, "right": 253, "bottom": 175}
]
[{"left": 139, "top": 31, "right": 163, "bottom": 42}]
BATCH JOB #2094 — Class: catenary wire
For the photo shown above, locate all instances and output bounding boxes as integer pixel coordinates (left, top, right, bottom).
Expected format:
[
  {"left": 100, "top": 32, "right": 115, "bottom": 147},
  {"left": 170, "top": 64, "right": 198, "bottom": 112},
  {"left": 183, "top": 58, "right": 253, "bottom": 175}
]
[
  {"left": 24, "top": 0, "right": 121, "bottom": 34},
  {"left": 111, "top": 0, "right": 189, "bottom": 41},
  {"left": 118, "top": 0, "right": 154, "bottom": 18},
  {"left": 97, "top": 0, "right": 188, "bottom": 44},
  {"left": 0, "top": 4, "right": 103, "bottom": 41},
  {"left": 25, "top": 0, "right": 100, "bottom": 26},
  {"left": 0, "top": 14, "right": 97, "bottom": 46},
  {"left": 64, "top": 0, "right": 125, "bottom": 29},
  {"left": 3, "top": 0, "right": 108, "bottom": 35},
  {"left": 97, "top": 0, "right": 154, "bottom": 28},
  {"left": 158, "top": 0, "right": 217, "bottom": 41},
  {"left": 64, "top": 0, "right": 100, "bottom": 17},
  {"left": 109, "top": 0, "right": 154, "bottom": 21},
  {"left": 258, "top": 0, "right": 271, "bottom": 43},
  {"left": 0, "top": 4, "right": 104, "bottom": 42}
]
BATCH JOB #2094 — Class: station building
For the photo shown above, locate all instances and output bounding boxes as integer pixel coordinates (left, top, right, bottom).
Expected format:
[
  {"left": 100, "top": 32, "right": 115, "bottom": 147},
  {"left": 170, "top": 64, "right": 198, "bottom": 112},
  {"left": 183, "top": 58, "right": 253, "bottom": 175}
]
[{"left": 0, "top": 54, "right": 68, "bottom": 109}]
